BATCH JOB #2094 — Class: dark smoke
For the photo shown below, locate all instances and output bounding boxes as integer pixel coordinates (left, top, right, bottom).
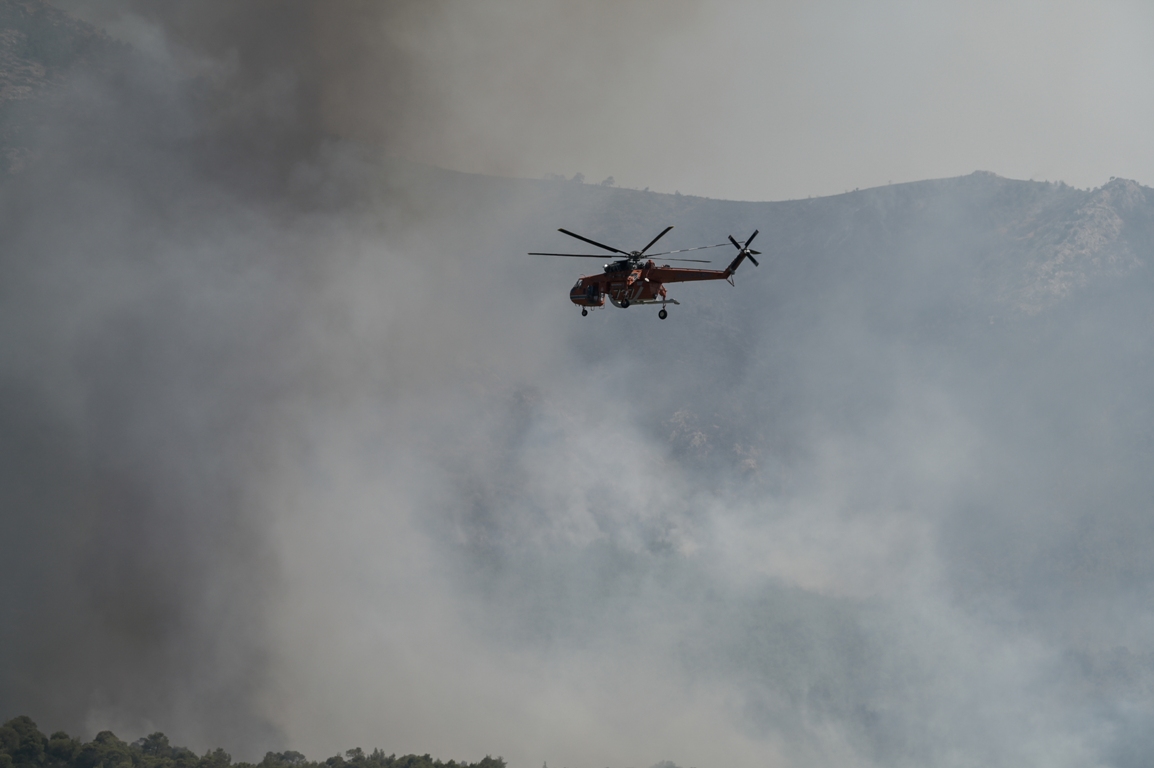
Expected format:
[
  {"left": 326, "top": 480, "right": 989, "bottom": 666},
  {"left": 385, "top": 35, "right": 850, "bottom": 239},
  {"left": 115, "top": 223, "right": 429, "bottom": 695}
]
[
  {"left": 0, "top": 0, "right": 700, "bottom": 758},
  {"left": 0, "top": 0, "right": 389, "bottom": 752}
]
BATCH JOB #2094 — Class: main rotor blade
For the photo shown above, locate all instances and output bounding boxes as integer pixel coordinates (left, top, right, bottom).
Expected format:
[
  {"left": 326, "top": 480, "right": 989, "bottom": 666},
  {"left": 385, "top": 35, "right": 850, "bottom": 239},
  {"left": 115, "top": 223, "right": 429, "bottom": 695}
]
[
  {"left": 638, "top": 225, "right": 674, "bottom": 256},
  {"left": 557, "top": 228, "right": 628, "bottom": 255},
  {"left": 528, "top": 252, "right": 711, "bottom": 263},
  {"left": 647, "top": 243, "right": 729, "bottom": 256},
  {"left": 744, "top": 229, "right": 759, "bottom": 248},
  {"left": 529, "top": 252, "right": 621, "bottom": 258}
]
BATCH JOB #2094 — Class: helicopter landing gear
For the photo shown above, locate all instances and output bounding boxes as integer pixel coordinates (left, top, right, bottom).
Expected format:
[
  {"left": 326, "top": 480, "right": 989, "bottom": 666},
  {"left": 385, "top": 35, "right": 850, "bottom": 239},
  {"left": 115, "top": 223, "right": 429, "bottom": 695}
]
[
  {"left": 620, "top": 299, "right": 631, "bottom": 308},
  {"left": 581, "top": 308, "right": 588, "bottom": 316},
  {"left": 658, "top": 308, "right": 668, "bottom": 320}
]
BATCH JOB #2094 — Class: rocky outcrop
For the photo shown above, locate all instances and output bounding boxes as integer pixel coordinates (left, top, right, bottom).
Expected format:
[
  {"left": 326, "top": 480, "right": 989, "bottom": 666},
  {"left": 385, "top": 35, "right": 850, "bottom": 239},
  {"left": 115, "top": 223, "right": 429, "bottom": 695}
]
[
  {"left": 1013, "top": 179, "right": 1148, "bottom": 313},
  {"left": 0, "top": 0, "right": 118, "bottom": 171}
]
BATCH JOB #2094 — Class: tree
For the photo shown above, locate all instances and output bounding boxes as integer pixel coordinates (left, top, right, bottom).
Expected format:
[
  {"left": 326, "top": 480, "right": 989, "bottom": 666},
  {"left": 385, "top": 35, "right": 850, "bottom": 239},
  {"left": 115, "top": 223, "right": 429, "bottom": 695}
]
[
  {"left": 200, "top": 748, "right": 232, "bottom": 768},
  {"left": 75, "top": 732, "right": 132, "bottom": 768},
  {"left": 136, "top": 734, "right": 171, "bottom": 758},
  {"left": 473, "top": 759, "right": 505, "bottom": 768},
  {"left": 46, "top": 733, "right": 80, "bottom": 766},
  {"left": 2, "top": 717, "right": 47, "bottom": 768}
]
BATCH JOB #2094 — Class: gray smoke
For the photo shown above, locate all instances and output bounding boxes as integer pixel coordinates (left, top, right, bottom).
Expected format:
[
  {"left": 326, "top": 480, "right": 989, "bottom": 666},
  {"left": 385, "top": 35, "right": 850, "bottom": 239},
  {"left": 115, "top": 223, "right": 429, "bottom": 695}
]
[
  {"left": 4, "top": 3, "right": 1154, "bottom": 768},
  {"left": 0, "top": 0, "right": 702, "bottom": 759}
]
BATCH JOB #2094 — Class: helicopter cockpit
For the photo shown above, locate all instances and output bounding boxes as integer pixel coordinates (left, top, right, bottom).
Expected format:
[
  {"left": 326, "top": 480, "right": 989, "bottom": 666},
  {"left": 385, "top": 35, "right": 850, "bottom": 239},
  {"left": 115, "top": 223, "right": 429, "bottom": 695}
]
[{"left": 603, "top": 259, "right": 637, "bottom": 274}]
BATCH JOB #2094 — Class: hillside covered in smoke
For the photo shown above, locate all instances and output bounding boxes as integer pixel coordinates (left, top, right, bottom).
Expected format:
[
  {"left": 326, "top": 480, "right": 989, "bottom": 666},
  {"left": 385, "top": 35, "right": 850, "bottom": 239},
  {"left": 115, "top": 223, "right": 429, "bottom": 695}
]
[{"left": 4, "top": 3, "right": 1154, "bottom": 768}]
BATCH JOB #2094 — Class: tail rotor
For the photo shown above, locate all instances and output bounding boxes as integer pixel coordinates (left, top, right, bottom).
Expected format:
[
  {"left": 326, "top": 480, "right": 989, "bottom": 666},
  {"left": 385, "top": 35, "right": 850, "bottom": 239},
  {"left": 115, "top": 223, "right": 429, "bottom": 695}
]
[
  {"left": 723, "top": 230, "right": 761, "bottom": 275},
  {"left": 728, "top": 230, "right": 761, "bottom": 266}
]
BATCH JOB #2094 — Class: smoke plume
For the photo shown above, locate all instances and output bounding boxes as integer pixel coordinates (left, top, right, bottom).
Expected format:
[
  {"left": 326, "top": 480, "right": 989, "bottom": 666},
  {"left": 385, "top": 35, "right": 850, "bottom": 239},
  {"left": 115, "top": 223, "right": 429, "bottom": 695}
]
[{"left": 4, "top": 4, "right": 1154, "bottom": 768}]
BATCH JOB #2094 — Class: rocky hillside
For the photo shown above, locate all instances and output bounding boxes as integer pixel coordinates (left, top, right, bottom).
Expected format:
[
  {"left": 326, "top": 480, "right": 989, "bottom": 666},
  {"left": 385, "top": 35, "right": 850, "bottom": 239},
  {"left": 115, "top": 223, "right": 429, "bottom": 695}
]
[
  {"left": 0, "top": 0, "right": 120, "bottom": 171},
  {"left": 384, "top": 157, "right": 1154, "bottom": 321}
]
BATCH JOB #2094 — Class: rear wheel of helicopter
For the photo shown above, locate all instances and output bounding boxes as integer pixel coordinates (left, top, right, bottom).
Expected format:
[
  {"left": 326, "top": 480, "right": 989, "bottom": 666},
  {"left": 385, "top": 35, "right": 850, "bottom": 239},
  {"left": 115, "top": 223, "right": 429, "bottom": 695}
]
[
  {"left": 581, "top": 308, "right": 588, "bottom": 316},
  {"left": 658, "top": 308, "right": 668, "bottom": 319},
  {"left": 621, "top": 299, "right": 631, "bottom": 308}
]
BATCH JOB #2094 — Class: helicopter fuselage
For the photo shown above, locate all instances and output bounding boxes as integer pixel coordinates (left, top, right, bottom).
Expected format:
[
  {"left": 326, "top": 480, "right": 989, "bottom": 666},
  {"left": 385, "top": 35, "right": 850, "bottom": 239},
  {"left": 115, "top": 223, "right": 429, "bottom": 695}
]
[{"left": 569, "top": 255, "right": 748, "bottom": 309}]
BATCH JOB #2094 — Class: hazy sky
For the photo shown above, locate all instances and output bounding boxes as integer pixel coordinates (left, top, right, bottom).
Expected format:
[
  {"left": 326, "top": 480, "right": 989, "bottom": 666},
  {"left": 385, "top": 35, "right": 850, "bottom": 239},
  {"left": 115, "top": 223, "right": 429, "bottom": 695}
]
[
  {"left": 59, "top": 0, "right": 1154, "bottom": 200},
  {"left": 305, "top": 0, "right": 1154, "bottom": 200}
]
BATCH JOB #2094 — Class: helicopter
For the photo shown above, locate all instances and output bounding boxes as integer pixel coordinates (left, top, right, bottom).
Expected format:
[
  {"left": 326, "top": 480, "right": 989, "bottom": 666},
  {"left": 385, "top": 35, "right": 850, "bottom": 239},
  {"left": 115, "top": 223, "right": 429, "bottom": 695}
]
[{"left": 530, "top": 226, "right": 760, "bottom": 318}]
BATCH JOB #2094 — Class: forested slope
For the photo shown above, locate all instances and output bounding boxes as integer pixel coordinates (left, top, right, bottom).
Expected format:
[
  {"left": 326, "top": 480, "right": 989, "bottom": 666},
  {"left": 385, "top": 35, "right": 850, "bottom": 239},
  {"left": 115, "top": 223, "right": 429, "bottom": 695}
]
[{"left": 0, "top": 718, "right": 504, "bottom": 768}]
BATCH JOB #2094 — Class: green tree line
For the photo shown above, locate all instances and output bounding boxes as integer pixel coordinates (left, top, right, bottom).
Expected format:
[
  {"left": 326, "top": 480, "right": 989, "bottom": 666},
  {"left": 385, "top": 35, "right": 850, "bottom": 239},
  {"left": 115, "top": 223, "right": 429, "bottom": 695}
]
[{"left": 1, "top": 717, "right": 504, "bottom": 768}]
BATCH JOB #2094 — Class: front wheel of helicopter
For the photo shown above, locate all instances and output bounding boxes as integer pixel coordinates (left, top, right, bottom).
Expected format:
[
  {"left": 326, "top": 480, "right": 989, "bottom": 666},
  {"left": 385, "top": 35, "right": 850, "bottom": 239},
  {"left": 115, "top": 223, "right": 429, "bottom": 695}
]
[
  {"left": 658, "top": 308, "right": 668, "bottom": 319},
  {"left": 581, "top": 308, "right": 588, "bottom": 316}
]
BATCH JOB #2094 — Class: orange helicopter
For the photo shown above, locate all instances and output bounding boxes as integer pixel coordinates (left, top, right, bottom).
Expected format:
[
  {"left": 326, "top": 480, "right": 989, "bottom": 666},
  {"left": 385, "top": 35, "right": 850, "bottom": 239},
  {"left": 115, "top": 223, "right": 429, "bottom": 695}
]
[{"left": 531, "top": 226, "right": 760, "bottom": 318}]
